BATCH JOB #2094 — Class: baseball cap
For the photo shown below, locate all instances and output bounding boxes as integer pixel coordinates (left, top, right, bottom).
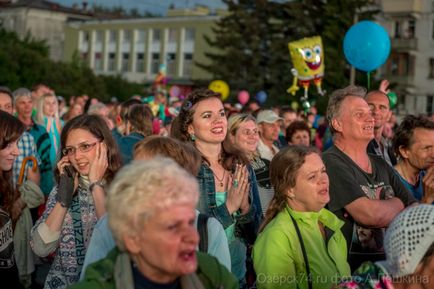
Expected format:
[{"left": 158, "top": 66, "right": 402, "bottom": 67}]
[
  {"left": 256, "top": 110, "right": 283, "bottom": 124},
  {"left": 376, "top": 205, "right": 434, "bottom": 277}
]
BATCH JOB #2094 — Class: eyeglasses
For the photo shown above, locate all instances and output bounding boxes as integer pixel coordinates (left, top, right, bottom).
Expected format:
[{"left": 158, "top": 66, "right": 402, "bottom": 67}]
[
  {"left": 240, "top": 129, "right": 259, "bottom": 136},
  {"left": 62, "top": 141, "right": 99, "bottom": 156}
]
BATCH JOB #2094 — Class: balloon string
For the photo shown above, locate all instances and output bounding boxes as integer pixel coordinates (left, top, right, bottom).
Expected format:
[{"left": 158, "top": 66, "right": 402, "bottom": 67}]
[{"left": 367, "top": 72, "right": 371, "bottom": 90}]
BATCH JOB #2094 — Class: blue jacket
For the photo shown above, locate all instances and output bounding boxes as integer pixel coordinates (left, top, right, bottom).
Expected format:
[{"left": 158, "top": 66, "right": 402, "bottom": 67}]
[
  {"left": 28, "top": 120, "right": 54, "bottom": 195},
  {"left": 117, "top": 132, "right": 145, "bottom": 165},
  {"left": 196, "top": 163, "right": 263, "bottom": 245}
]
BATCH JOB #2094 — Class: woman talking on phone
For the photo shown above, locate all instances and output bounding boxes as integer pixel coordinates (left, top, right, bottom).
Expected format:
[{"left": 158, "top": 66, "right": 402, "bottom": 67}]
[{"left": 30, "top": 114, "right": 121, "bottom": 289}]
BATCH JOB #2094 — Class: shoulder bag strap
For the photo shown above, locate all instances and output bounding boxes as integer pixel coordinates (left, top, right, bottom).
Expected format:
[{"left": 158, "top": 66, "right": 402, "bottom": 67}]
[{"left": 289, "top": 213, "right": 313, "bottom": 289}]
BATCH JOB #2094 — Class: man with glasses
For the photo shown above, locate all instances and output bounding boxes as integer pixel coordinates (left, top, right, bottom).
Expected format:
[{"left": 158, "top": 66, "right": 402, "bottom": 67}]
[{"left": 322, "top": 85, "right": 416, "bottom": 270}]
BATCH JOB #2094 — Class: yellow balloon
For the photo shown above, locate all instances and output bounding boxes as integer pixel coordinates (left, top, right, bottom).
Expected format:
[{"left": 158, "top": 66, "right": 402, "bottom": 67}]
[{"left": 209, "top": 80, "right": 230, "bottom": 101}]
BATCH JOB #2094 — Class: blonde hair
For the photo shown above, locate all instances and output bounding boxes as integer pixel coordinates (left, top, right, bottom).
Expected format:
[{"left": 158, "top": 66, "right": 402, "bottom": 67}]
[
  {"left": 35, "top": 93, "right": 58, "bottom": 124},
  {"left": 107, "top": 157, "right": 199, "bottom": 250},
  {"left": 227, "top": 113, "right": 257, "bottom": 136},
  {"left": 260, "top": 146, "right": 318, "bottom": 232}
]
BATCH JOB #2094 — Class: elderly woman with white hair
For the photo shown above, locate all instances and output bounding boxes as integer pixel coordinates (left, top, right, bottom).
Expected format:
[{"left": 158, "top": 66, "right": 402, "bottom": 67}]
[{"left": 72, "top": 158, "right": 238, "bottom": 289}]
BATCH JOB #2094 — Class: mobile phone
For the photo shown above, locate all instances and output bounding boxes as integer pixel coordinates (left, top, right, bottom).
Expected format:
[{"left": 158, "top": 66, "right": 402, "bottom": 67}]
[{"left": 64, "top": 165, "right": 75, "bottom": 177}]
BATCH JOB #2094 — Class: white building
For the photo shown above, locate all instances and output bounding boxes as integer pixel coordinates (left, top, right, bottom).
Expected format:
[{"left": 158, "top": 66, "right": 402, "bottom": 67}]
[
  {"left": 379, "top": 0, "right": 434, "bottom": 115},
  {"left": 0, "top": 0, "right": 92, "bottom": 61}
]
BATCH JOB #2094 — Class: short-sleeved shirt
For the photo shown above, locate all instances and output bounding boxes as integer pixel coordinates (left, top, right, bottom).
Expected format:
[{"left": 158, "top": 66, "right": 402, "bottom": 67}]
[
  {"left": 0, "top": 208, "right": 23, "bottom": 288},
  {"left": 322, "top": 145, "right": 416, "bottom": 270}
]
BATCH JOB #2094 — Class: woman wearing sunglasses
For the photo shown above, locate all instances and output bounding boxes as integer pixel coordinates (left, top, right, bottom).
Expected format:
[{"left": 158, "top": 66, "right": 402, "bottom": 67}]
[{"left": 30, "top": 114, "right": 121, "bottom": 289}]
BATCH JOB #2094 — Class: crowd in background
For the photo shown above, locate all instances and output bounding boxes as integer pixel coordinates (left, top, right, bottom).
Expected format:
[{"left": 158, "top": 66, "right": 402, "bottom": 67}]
[{"left": 0, "top": 81, "right": 433, "bottom": 289}]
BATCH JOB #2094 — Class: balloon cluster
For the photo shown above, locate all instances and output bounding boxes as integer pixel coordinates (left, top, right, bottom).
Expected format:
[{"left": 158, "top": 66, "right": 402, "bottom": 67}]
[{"left": 208, "top": 80, "right": 268, "bottom": 105}]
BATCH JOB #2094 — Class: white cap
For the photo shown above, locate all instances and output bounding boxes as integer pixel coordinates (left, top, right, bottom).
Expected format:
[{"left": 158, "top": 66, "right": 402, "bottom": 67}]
[
  {"left": 376, "top": 205, "right": 434, "bottom": 277},
  {"left": 256, "top": 110, "right": 283, "bottom": 124}
]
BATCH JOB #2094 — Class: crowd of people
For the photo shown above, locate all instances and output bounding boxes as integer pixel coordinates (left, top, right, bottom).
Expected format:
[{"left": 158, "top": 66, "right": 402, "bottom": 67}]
[{"left": 0, "top": 81, "right": 433, "bottom": 289}]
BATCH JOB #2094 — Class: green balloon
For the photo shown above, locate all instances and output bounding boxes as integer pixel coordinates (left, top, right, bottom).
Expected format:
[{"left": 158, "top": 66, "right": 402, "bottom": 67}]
[
  {"left": 302, "top": 100, "right": 311, "bottom": 110},
  {"left": 387, "top": 92, "right": 397, "bottom": 109}
]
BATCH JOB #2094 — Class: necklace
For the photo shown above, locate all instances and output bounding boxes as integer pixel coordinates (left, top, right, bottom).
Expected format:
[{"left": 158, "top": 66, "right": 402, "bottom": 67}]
[{"left": 212, "top": 169, "right": 225, "bottom": 187}]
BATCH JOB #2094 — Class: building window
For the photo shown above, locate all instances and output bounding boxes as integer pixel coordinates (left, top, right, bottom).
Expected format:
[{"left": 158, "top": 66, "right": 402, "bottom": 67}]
[
  {"left": 123, "top": 30, "right": 131, "bottom": 44},
  {"left": 122, "top": 53, "right": 129, "bottom": 72},
  {"left": 82, "top": 31, "right": 90, "bottom": 43},
  {"left": 168, "top": 28, "right": 177, "bottom": 43},
  {"left": 151, "top": 53, "right": 160, "bottom": 74},
  {"left": 185, "top": 28, "right": 195, "bottom": 41},
  {"left": 109, "top": 30, "right": 117, "bottom": 43},
  {"left": 95, "top": 30, "right": 103, "bottom": 43},
  {"left": 407, "top": 19, "right": 415, "bottom": 39},
  {"left": 136, "top": 30, "right": 146, "bottom": 43},
  {"left": 108, "top": 53, "right": 116, "bottom": 71},
  {"left": 432, "top": 20, "right": 434, "bottom": 39},
  {"left": 183, "top": 53, "right": 193, "bottom": 76},
  {"left": 94, "top": 52, "right": 102, "bottom": 71},
  {"left": 136, "top": 53, "right": 145, "bottom": 72},
  {"left": 394, "top": 21, "right": 401, "bottom": 38},
  {"left": 427, "top": 95, "right": 434, "bottom": 114},
  {"left": 80, "top": 52, "right": 88, "bottom": 61},
  {"left": 152, "top": 29, "right": 160, "bottom": 43},
  {"left": 167, "top": 53, "right": 176, "bottom": 75},
  {"left": 429, "top": 58, "right": 434, "bottom": 78}
]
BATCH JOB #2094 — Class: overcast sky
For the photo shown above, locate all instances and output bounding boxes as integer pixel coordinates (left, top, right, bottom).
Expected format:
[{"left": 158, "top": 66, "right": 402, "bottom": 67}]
[{"left": 55, "top": 0, "right": 226, "bottom": 15}]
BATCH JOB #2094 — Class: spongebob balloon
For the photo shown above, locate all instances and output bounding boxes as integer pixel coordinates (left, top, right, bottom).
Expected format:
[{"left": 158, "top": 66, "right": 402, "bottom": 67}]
[{"left": 287, "top": 36, "right": 325, "bottom": 99}]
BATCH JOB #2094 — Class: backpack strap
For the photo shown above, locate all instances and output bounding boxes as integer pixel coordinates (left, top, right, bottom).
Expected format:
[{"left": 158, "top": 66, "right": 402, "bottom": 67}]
[{"left": 197, "top": 213, "right": 209, "bottom": 253}]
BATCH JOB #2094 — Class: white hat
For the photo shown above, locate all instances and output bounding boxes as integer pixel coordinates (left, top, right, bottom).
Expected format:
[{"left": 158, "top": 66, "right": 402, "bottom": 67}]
[
  {"left": 376, "top": 205, "right": 434, "bottom": 277},
  {"left": 256, "top": 110, "right": 283, "bottom": 124}
]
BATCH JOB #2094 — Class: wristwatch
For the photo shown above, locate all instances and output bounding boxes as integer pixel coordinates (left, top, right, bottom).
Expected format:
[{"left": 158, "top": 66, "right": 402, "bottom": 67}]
[{"left": 89, "top": 180, "right": 105, "bottom": 192}]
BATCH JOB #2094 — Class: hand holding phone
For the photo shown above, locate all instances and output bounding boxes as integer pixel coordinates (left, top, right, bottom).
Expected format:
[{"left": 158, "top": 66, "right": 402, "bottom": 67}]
[{"left": 57, "top": 164, "right": 76, "bottom": 208}]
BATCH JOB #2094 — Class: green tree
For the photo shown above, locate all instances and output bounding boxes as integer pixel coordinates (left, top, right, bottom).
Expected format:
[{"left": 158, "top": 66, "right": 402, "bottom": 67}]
[{"left": 197, "top": 0, "right": 377, "bottom": 111}]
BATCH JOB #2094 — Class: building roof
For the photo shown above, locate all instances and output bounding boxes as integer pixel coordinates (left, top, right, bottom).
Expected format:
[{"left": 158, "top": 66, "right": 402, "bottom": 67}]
[{"left": 0, "top": 0, "right": 93, "bottom": 16}]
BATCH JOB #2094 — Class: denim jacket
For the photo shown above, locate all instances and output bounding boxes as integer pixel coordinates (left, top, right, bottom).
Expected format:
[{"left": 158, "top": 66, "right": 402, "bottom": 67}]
[{"left": 196, "top": 163, "right": 263, "bottom": 245}]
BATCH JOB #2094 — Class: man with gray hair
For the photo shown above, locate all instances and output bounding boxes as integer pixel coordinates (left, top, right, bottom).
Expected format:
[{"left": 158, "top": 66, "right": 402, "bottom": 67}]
[
  {"left": 322, "top": 85, "right": 416, "bottom": 270},
  {"left": 13, "top": 88, "right": 54, "bottom": 195}
]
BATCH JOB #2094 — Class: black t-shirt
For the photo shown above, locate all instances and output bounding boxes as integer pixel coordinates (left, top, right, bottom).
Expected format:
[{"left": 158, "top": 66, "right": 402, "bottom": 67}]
[
  {"left": 322, "top": 145, "right": 416, "bottom": 270},
  {"left": 132, "top": 262, "right": 181, "bottom": 289},
  {"left": 0, "top": 208, "right": 23, "bottom": 289}
]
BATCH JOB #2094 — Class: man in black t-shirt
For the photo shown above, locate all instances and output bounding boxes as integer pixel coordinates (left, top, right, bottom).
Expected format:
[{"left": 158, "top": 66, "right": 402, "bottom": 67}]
[{"left": 322, "top": 85, "right": 417, "bottom": 271}]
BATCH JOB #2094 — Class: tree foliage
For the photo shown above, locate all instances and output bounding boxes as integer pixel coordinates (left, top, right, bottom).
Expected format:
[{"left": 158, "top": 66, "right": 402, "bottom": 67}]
[{"left": 197, "top": 0, "right": 377, "bottom": 111}]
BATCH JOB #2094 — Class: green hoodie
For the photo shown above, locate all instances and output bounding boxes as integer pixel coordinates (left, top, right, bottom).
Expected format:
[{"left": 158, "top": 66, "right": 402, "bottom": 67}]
[{"left": 69, "top": 247, "right": 238, "bottom": 289}]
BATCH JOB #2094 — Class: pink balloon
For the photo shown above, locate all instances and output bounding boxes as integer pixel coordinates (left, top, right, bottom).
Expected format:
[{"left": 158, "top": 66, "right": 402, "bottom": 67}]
[
  {"left": 238, "top": 90, "right": 250, "bottom": 105},
  {"left": 169, "top": 85, "right": 181, "bottom": 98}
]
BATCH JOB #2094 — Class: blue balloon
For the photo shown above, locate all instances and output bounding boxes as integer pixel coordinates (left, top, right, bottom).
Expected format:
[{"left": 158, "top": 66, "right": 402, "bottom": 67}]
[
  {"left": 256, "top": 90, "right": 267, "bottom": 104},
  {"left": 343, "top": 20, "right": 391, "bottom": 72}
]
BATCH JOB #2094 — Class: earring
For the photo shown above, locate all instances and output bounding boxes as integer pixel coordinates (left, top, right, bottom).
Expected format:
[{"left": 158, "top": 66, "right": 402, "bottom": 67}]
[{"left": 190, "top": 134, "right": 196, "bottom": 141}]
